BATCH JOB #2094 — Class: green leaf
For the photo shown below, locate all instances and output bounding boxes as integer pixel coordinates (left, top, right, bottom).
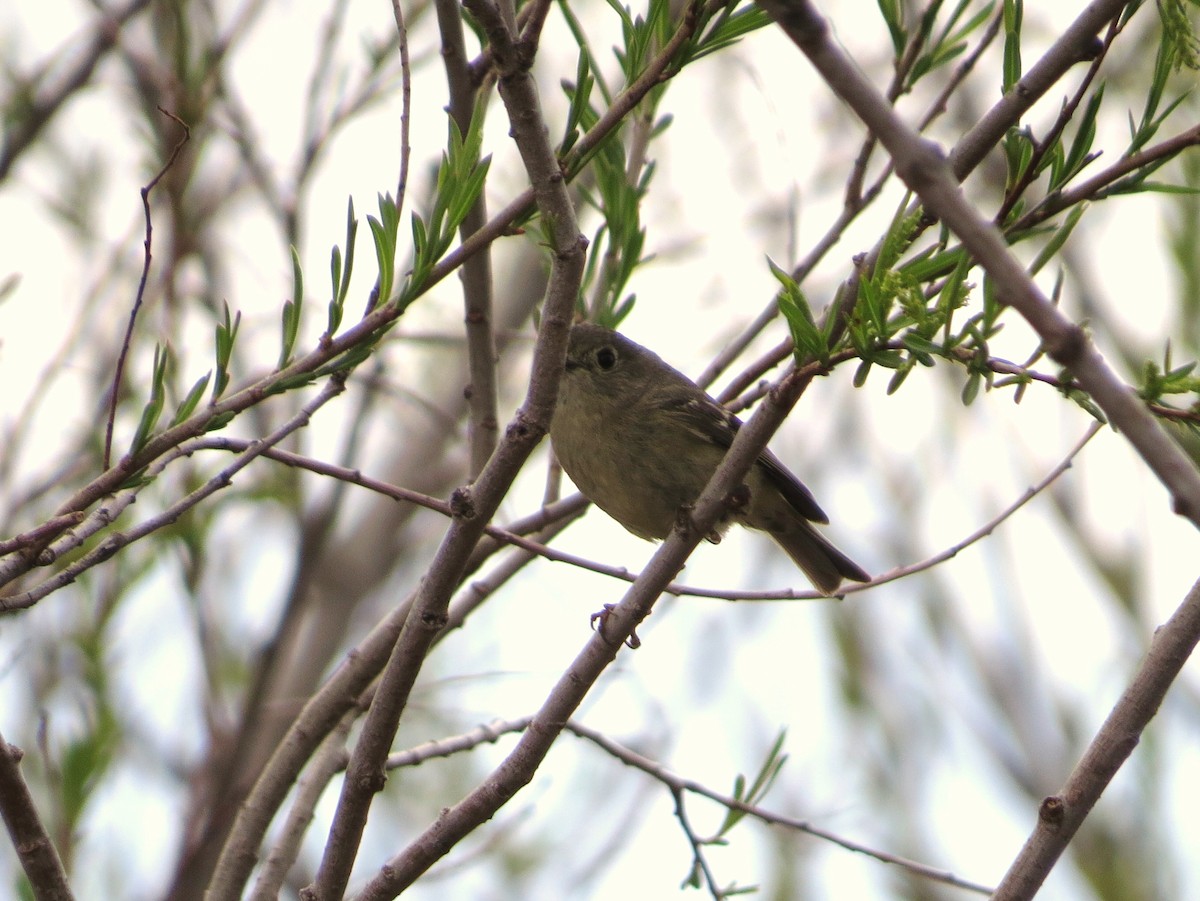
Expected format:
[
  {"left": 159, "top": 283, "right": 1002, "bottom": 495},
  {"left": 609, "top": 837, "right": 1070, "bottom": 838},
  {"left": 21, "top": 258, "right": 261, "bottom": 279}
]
[
  {"left": 902, "top": 333, "right": 942, "bottom": 357},
  {"left": 770, "top": 258, "right": 828, "bottom": 364},
  {"left": 311, "top": 341, "right": 376, "bottom": 381},
  {"left": 557, "top": 0, "right": 613, "bottom": 105},
  {"left": 1158, "top": 0, "right": 1200, "bottom": 73},
  {"left": 213, "top": 302, "right": 240, "bottom": 401},
  {"left": 279, "top": 245, "right": 304, "bottom": 369},
  {"left": 1003, "top": 126, "right": 1035, "bottom": 192},
  {"left": 130, "top": 344, "right": 169, "bottom": 455},
  {"left": 327, "top": 196, "right": 358, "bottom": 337},
  {"left": 1127, "top": 181, "right": 1200, "bottom": 196},
  {"left": 60, "top": 727, "right": 115, "bottom": 825},
  {"left": 328, "top": 246, "right": 345, "bottom": 337},
  {"left": 205, "top": 410, "right": 236, "bottom": 432},
  {"left": 877, "top": 0, "right": 906, "bottom": 54},
  {"left": 1002, "top": 0, "right": 1023, "bottom": 93},
  {"left": 900, "top": 244, "right": 969, "bottom": 284},
  {"left": 370, "top": 192, "right": 399, "bottom": 302},
  {"left": 1057, "top": 86, "right": 1105, "bottom": 189},
  {"left": 962, "top": 369, "right": 982, "bottom": 405},
  {"left": 887, "top": 362, "right": 913, "bottom": 394},
  {"left": 688, "top": 4, "right": 772, "bottom": 62},
  {"left": 171, "top": 371, "right": 211, "bottom": 426},
  {"left": 911, "top": 0, "right": 997, "bottom": 85},
  {"left": 872, "top": 349, "right": 906, "bottom": 369},
  {"left": 1068, "top": 388, "right": 1108, "bottom": 422},
  {"left": 561, "top": 53, "right": 595, "bottom": 155},
  {"left": 854, "top": 359, "right": 873, "bottom": 387},
  {"left": 1029, "top": 203, "right": 1086, "bottom": 276},
  {"left": 715, "top": 730, "right": 789, "bottom": 836}
]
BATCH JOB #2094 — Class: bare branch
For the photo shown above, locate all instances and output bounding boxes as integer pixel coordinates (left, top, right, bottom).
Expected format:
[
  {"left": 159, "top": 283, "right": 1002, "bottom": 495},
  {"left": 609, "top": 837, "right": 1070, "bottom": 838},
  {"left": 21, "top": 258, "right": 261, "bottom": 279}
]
[
  {"left": 247, "top": 712, "right": 356, "bottom": 901},
  {"left": 102, "top": 107, "right": 190, "bottom": 470},
  {"left": 303, "top": 0, "right": 588, "bottom": 890},
  {"left": 0, "top": 732, "right": 74, "bottom": 901},
  {"left": 993, "top": 575, "right": 1200, "bottom": 898}
]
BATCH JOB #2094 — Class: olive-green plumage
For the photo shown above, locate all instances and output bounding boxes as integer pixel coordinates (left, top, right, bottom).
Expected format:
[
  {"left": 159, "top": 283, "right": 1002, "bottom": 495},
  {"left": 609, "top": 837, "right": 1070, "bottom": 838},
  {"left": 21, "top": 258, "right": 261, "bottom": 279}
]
[{"left": 551, "top": 323, "right": 869, "bottom": 595}]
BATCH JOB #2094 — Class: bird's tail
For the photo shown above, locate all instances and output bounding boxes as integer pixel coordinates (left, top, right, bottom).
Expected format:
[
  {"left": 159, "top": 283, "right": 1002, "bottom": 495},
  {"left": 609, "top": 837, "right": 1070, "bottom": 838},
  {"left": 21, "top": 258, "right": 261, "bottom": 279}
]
[{"left": 767, "top": 520, "right": 870, "bottom": 596}]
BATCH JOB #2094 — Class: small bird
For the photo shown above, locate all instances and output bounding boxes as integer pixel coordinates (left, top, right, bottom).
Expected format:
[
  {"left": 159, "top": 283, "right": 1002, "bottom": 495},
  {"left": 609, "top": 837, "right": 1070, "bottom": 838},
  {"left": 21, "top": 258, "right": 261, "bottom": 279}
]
[{"left": 551, "top": 323, "right": 869, "bottom": 595}]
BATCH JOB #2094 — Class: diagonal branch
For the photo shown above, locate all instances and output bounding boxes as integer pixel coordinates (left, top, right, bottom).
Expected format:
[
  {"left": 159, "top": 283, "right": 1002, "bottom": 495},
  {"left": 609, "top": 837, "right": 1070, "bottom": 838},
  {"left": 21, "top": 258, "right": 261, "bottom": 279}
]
[
  {"left": 991, "top": 577, "right": 1200, "bottom": 898},
  {"left": 756, "top": 1, "right": 1200, "bottom": 897},
  {"left": 354, "top": 348, "right": 830, "bottom": 897},
  {"left": 0, "top": 731, "right": 74, "bottom": 901},
  {"left": 757, "top": 0, "right": 1200, "bottom": 525},
  {"left": 302, "top": 0, "right": 587, "bottom": 894}
]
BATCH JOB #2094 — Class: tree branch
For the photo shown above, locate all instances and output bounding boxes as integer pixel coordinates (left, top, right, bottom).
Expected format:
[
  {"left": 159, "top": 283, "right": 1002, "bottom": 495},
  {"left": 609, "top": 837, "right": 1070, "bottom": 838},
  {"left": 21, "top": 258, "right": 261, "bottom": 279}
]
[
  {"left": 993, "top": 575, "right": 1200, "bottom": 898},
  {"left": 0, "top": 732, "right": 74, "bottom": 901},
  {"left": 302, "top": 0, "right": 587, "bottom": 891},
  {"left": 757, "top": 0, "right": 1200, "bottom": 525}
]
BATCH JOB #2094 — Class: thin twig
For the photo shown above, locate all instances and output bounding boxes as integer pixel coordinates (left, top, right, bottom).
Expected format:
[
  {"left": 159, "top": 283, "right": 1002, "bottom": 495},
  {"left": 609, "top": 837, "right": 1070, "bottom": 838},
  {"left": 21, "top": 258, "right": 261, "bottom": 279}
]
[
  {"left": 564, "top": 720, "right": 995, "bottom": 896},
  {"left": 432, "top": 0, "right": 500, "bottom": 475},
  {"left": 102, "top": 107, "right": 190, "bottom": 471},
  {"left": 391, "top": 0, "right": 414, "bottom": 225},
  {"left": 671, "top": 787, "right": 723, "bottom": 899},
  {"left": 0, "top": 513, "right": 86, "bottom": 558},
  {"left": 383, "top": 717, "right": 532, "bottom": 770},
  {"left": 363, "top": 714, "right": 992, "bottom": 896},
  {"left": 1010, "top": 123, "right": 1200, "bottom": 233},
  {"left": 679, "top": 421, "right": 1102, "bottom": 601},
  {"left": 180, "top": 395, "right": 1096, "bottom": 603},
  {"left": 3, "top": 380, "right": 345, "bottom": 613}
]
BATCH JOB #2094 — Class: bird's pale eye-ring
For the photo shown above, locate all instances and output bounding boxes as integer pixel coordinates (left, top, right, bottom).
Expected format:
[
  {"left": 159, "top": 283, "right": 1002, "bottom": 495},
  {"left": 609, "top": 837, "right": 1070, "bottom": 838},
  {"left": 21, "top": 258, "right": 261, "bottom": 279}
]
[{"left": 595, "top": 346, "right": 618, "bottom": 370}]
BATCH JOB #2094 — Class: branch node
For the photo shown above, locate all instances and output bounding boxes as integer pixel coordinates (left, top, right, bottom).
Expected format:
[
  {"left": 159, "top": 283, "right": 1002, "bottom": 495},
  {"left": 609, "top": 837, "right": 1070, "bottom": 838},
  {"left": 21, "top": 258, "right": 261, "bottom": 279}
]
[
  {"left": 449, "top": 486, "right": 476, "bottom": 519},
  {"left": 1037, "top": 795, "right": 1065, "bottom": 829}
]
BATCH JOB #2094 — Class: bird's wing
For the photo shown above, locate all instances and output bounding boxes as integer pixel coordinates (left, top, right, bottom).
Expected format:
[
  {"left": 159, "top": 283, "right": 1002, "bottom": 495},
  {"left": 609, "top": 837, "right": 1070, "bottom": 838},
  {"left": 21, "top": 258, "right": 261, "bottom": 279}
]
[{"left": 656, "top": 390, "right": 829, "bottom": 525}]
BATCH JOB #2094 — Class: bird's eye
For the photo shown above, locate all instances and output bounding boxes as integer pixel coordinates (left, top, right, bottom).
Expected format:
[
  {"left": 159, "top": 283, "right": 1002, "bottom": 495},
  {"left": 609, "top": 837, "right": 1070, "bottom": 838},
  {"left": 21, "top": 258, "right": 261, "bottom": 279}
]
[{"left": 595, "top": 346, "right": 617, "bottom": 370}]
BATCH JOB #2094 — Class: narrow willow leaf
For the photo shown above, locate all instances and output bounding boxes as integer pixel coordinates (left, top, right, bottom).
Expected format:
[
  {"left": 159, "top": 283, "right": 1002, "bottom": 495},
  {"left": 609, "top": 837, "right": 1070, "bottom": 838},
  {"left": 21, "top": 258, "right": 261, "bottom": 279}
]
[
  {"left": 854, "top": 359, "right": 873, "bottom": 387},
  {"left": 328, "top": 245, "right": 345, "bottom": 337},
  {"left": 770, "top": 258, "right": 827, "bottom": 363},
  {"left": 171, "top": 371, "right": 212, "bottom": 426},
  {"left": 877, "top": 0, "right": 906, "bottom": 53},
  {"left": 902, "top": 333, "right": 942, "bottom": 356},
  {"left": 278, "top": 245, "right": 304, "bottom": 369},
  {"left": 962, "top": 369, "right": 982, "bottom": 405},
  {"left": 213, "top": 303, "right": 240, "bottom": 401},
  {"left": 1002, "top": 0, "right": 1023, "bottom": 92},
  {"left": 1029, "top": 204, "right": 1086, "bottom": 276},
  {"left": 130, "top": 344, "right": 169, "bottom": 455},
  {"left": 887, "top": 364, "right": 913, "bottom": 394},
  {"left": 371, "top": 194, "right": 398, "bottom": 302}
]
